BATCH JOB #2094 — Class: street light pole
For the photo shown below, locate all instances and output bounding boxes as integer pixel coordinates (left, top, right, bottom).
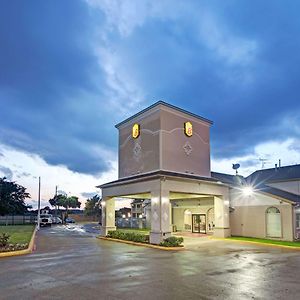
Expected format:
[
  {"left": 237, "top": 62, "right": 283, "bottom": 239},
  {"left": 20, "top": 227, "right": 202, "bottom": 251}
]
[
  {"left": 37, "top": 177, "right": 41, "bottom": 230},
  {"left": 55, "top": 185, "right": 58, "bottom": 218}
]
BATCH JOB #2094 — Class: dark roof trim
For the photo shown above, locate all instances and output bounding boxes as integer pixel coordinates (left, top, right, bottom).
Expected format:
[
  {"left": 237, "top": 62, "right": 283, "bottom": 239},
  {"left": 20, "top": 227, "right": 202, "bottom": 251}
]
[
  {"left": 246, "top": 164, "right": 300, "bottom": 183},
  {"left": 98, "top": 170, "right": 219, "bottom": 189},
  {"left": 115, "top": 101, "right": 213, "bottom": 128}
]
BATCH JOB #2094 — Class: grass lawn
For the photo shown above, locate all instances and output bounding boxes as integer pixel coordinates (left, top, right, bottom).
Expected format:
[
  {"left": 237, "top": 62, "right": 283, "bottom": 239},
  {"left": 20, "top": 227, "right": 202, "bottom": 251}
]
[
  {"left": 0, "top": 225, "right": 35, "bottom": 244},
  {"left": 116, "top": 228, "right": 150, "bottom": 235},
  {"left": 228, "top": 236, "right": 300, "bottom": 248}
]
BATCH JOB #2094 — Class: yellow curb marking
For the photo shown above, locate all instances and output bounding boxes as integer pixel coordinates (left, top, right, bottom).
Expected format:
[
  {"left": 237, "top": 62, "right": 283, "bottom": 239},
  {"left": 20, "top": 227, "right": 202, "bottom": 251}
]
[
  {"left": 97, "top": 236, "right": 185, "bottom": 251},
  {"left": 0, "top": 227, "right": 37, "bottom": 258}
]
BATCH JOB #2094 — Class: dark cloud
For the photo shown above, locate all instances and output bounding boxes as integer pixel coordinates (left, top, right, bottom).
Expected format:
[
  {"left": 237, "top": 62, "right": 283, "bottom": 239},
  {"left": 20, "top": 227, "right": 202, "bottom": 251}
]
[
  {"left": 0, "top": 166, "right": 13, "bottom": 180},
  {"left": 0, "top": 0, "right": 115, "bottom": 175},
  {"left": 113, "top": 1, "right": 300, "bottom": 159},
  {"left": 288, "top": 140, "right": 300, "bottom": 152},
  {"left": 81, "top": 192, "right": 99, "bottom": 199},
  {"left": 16, "top": 171, "right": 32, "bottom": 179},
  {"left": 1, "top": 0, "right": 300, "bottom": 176}
]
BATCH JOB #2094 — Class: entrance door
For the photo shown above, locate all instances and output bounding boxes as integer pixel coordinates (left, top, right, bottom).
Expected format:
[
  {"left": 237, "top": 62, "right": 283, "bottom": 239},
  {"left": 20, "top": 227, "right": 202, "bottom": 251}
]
[{"left": 192, "top": 214, "right": 206, "bottom": 233}]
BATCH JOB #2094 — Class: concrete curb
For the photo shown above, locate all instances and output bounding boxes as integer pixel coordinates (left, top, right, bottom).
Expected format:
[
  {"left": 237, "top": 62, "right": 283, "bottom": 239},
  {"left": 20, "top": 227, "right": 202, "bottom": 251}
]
[
  {"left": 0, "top": 226, "right": 37, "bottom": 258},
  {"left": 210, "top": 237, "right": 300, "bottom": 250},
  {"left": 97, "top": 236, "right": 185, "bottom": 251}
]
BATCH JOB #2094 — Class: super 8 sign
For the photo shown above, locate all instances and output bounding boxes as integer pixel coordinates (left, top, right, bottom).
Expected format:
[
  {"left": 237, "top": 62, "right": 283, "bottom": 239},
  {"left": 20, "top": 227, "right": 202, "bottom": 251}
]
[
  {"left": 184, "top": 122, "right": 193, "bottom": 137},
  {"left": 132, "top": 123, "right": 140, "bottom": 139}
]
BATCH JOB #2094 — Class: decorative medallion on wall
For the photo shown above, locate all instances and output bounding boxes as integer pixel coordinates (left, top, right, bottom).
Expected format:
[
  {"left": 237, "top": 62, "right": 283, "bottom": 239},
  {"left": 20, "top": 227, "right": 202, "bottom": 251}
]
[
  {"left": 153, "top": 211, "right": 159, "bottom": 221},
  {"left": 183, "top": 141, "right": 193, "bottom": 156},
  {"left": 184, "top": 121, "right": 193, "bottom": 137},
  {"left": 163, "top": 212, "right": 168, "bottom": 222},
  {"left": 133, "top": 142, "right": 142, "bottom": 161},
  {"left": 132, "top": 123, "right": 140, "bottom": 139}
]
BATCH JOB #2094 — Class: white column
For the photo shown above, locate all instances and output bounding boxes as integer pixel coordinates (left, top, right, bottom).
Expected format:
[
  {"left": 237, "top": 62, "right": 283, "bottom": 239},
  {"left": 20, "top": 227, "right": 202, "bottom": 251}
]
[
  {"left": 100, "top": 197, "right": 116, "bottom": 236},
  {"left": 213, "top": 196, "right": 231, "bottom": 238},
  {"left": 150, "top": 181, "right": 172, "bottom": 244},
  {"left": 169, "top": 201, "right": 173, "bottom": 232}
]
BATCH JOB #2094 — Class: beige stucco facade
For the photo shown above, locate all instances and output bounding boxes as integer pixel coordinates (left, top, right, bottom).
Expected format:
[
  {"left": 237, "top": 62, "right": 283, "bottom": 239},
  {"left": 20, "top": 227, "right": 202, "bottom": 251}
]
[
  {"left": 117, "top": 103, "right": 211, "bottom": 179},
  {"left": 229, "top": 189, "right": 295, "bottom": 241},
  {"left": 99, "top": 101, "right": 299, "bottom": 244}
]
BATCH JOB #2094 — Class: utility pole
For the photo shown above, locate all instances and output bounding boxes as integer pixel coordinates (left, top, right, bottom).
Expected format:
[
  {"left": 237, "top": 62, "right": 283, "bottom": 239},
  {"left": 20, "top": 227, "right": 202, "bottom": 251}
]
[
  {"left": 55, "top": 185, "right": 58, "bottom": 218},
  {"left": 37, "top": 177, "right": 41, "bottom": 230}
]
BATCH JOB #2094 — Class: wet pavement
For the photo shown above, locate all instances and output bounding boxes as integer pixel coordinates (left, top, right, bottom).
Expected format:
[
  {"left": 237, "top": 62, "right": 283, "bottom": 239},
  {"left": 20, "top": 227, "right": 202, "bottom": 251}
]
[{"left": 0, "top": 224, "right": 300, "bottom": 300}]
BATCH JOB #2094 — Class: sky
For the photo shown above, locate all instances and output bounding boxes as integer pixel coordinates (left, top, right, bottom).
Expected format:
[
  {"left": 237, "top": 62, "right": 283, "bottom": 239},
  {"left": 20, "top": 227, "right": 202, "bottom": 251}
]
[{"left": 1, "top": 0, "right": 300, "bottom": 209}]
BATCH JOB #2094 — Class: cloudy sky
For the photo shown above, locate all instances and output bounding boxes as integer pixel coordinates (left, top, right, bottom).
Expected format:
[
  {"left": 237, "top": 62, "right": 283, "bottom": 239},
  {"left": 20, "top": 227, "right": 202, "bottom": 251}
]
[{"left": 1, "top": 0, "right": 300, "bottom": 209}]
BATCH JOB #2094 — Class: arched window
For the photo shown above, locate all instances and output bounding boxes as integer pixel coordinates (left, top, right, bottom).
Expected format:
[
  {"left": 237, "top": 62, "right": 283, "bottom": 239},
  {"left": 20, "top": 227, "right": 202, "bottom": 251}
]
[
  {"left": 184, "top": 209, "right": 192, "bottom": 231},
  {"left": 267, "top": 207, "right": 280, "bottom": 214},
  {"left": 266, "top": 207, "right": 282, "bottom": 238},
  {"left": 207, "top": 207, "right": 214, "bottom": 232}
]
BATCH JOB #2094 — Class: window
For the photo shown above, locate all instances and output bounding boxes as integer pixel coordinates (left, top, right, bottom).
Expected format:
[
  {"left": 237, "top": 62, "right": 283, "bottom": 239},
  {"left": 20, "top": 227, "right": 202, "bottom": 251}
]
[
  {"left": 267, "top": 207, "right": 280, "bottom": 214},
  {"left": 207, "top": 208, "right": 215, "bottom": 232},
  {"left": 296, "top": 214, "right": 300, "bottom": 229},
  {"left": 266, "top": 207, "right": 282, "bottom": 238}
]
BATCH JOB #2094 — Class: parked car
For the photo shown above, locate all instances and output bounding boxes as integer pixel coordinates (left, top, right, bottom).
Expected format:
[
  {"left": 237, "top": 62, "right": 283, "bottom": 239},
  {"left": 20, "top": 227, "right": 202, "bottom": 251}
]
[
  {"left": 52, "top": 216, "right": 62, "bottom": 224},
  {"left": 65, "top": 217, "right": 75, "bottom": 223},
  {"left": 39, "top": 214, "right": 52, "bottom": 227}
]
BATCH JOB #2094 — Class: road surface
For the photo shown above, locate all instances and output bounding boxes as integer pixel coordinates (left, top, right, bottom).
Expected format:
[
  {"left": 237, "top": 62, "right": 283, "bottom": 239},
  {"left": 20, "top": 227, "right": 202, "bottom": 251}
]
[{"left": 0, "top": 224, "right": 300, "bottom": 300}]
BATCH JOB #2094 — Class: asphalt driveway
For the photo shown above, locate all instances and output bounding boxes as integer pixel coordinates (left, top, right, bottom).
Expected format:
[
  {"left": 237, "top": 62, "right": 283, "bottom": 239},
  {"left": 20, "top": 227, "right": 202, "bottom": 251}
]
[{"left": 0, "top": 224, "right": 300, "bottom": 300}]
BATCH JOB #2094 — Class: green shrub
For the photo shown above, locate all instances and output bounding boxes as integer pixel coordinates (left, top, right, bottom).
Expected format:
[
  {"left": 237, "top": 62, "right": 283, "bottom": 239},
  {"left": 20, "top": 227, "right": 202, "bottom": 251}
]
[
  {"left": 107, "top": 230, "right": 125, "bottom": 240},
  {"left": 0, "top": 233, "right": 10, "bottom": 248},
  {"left": 159, "top": 236, "right": 184, "bottom": 247},
  {"left": 107, "top": 230, "right": 149, "bottom": 243}
]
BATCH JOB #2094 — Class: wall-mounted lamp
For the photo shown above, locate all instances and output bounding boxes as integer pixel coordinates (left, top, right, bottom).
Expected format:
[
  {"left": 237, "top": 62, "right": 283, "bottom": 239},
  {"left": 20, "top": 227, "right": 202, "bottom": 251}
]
[{"left": 242, "top": 186, "right": 254, "bottom": 196}]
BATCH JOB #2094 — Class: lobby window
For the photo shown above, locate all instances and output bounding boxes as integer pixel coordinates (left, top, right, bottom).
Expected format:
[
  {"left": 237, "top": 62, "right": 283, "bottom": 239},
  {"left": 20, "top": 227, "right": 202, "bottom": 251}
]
[{"left": 296, "top": 213, "right": 300, "bottom": 229}]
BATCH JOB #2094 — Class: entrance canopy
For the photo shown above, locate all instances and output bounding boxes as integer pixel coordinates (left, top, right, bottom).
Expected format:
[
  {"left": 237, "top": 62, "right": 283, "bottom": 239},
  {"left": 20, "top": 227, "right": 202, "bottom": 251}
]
[{"left": 98, "top": 170, "right": 231, "bottom": 244}]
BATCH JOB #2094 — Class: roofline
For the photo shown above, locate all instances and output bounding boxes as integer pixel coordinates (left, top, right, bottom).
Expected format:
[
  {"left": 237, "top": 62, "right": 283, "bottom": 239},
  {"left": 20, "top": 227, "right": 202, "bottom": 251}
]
[
  {"left": 246, "top": 163, "right": 300, "bottom": 178},
  {"left": 266, "top": 178, "right": 300, "bottom": 183},
  {"left": 115, "top": 101, "right": 213, "bottom": 128},
  {"left": 97, "top": 170, "right": 223, "bottom": 189}
]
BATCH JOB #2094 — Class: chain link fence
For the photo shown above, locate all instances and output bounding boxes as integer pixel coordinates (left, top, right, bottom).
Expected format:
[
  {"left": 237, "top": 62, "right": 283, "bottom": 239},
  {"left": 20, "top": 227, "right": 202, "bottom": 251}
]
[{"left": 0, "top": 215, "right": 37, "bottom": 226}]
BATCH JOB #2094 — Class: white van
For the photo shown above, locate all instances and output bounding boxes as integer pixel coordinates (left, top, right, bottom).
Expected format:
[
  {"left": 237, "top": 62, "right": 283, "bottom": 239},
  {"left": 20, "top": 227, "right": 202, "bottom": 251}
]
[{"left": 39, "top": 214, "right": 53, "bottom": 227}]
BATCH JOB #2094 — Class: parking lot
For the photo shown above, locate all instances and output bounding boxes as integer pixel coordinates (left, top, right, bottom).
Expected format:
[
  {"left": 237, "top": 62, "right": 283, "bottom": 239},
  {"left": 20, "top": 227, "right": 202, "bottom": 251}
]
[{"left": 0, "top": 224, "right": 300, "bottom": 300}]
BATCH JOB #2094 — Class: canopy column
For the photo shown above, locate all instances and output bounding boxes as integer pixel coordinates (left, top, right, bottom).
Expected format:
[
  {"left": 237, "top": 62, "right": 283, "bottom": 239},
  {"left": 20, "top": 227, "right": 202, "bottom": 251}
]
[
  {"left": 100, "top": 197, "right": 116, "bottom": 236},
  {"left": 150, "top": 182, "right": 172, "bottom": 244},
  {"left": 213, "top": 196, "right": 231, "bottom": 238}
]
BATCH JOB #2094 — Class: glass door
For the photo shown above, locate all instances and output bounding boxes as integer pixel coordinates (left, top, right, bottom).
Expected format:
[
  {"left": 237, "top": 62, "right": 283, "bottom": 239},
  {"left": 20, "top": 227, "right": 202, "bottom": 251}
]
[{"left": 192, "top": 214, "right": 206, "bottom": 233}]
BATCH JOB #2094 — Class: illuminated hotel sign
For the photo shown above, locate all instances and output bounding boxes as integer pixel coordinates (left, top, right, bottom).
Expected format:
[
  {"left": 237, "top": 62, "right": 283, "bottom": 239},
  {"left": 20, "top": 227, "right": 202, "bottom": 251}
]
[
  {"left": 184, "top": 121, "right": 193, "bottom": 137},
  {"left": 132, "top": 123, "right": 140, "bottom": 139}
]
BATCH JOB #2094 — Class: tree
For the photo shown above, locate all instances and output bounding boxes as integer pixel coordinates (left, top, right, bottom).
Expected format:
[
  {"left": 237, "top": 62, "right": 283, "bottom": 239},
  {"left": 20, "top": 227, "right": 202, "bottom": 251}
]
[
  {"left": 58, "top": 195, "right": 80, "bottom": 216},
  {"left": 0, "top": 177, "right": 31, "bottom": 215},
  {"left": 49, "top": 194, "right": 81, "bottom": 218},
  {"left": 64, "top": 196, "right": 81, "bottom": 215},
  {"left": 84, "top": 195, "right": 101, "bottom": 217},
  {"left": 49, "top": 194, "right": 65, "bottom": 210}
]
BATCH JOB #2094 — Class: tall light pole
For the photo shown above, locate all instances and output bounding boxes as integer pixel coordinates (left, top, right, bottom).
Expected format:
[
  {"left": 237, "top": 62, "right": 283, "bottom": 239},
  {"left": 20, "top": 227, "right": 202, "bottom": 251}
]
[
  {"left": 37, "top": 177, "right": 41, "bottom": 230},
  {"left": 55, "top": 185, "right": 58, "bottom": 218}
]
